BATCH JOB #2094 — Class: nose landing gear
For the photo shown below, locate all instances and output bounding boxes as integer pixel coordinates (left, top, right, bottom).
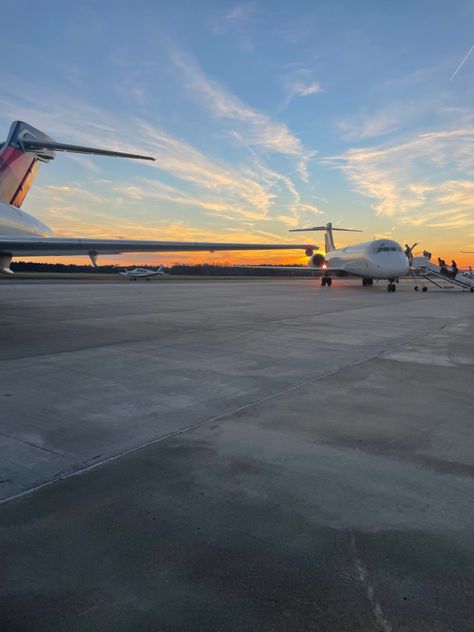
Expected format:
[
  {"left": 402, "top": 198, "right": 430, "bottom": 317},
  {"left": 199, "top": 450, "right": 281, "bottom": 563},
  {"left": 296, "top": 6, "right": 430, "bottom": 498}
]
[
  {"left": 321, "top": 276, "right": 332, "bottom": 287},
  {"left": 362, "top": 278, "right": 373, "bottom": 287}
]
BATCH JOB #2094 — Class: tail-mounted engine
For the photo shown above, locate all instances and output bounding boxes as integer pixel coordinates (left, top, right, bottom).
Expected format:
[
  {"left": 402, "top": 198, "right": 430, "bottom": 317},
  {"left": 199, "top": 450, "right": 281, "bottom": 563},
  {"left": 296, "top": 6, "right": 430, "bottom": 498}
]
[{"left": 310, "top": 253, "right": 326, "bottom": 268}]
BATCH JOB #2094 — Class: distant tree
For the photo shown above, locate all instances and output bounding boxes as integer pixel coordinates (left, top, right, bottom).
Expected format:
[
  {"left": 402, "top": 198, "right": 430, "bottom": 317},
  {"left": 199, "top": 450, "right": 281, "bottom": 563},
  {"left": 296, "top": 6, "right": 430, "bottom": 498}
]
[{"left": 11, "top": 261, "right": 305, "bottom": 276}]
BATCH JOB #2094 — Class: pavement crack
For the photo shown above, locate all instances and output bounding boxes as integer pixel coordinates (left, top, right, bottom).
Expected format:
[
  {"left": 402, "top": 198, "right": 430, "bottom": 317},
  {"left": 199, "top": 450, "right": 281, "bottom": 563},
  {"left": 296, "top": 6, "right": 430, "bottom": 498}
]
[{"left": 0, "top": 431, "right": 65, "bottom": 458}]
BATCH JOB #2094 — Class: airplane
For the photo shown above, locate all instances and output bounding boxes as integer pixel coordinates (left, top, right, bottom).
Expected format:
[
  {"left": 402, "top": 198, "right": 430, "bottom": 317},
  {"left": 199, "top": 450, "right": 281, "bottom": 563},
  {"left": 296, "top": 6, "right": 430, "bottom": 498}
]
[
  {"left": 0, "top": 121, "right": 317, "bottom": 275},
  {"left": 119, "top": 265, "right": 165, "bottom": 281},
  {"left": 240, "top": 222, "right": 410, "bottom": 292}
]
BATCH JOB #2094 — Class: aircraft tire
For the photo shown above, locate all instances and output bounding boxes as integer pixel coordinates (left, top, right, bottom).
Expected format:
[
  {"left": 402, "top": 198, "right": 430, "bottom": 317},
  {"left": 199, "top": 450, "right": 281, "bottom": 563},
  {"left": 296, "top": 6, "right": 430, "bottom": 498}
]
[
  {"left": 321, "top": 277, "right": 327, "bottom": 286},
  {"left": 422, "top": 287, "right": 428, "bottom": 292},
  {"left": 326, "top": 277, "right": 332, "bottom": 287}
]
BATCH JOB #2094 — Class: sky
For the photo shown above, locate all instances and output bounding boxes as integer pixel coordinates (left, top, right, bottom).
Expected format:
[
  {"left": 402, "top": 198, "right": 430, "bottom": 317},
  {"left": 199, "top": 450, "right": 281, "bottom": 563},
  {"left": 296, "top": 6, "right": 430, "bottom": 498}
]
[{"left": 1, "top": 0, "right": 473, "bottom": 265}]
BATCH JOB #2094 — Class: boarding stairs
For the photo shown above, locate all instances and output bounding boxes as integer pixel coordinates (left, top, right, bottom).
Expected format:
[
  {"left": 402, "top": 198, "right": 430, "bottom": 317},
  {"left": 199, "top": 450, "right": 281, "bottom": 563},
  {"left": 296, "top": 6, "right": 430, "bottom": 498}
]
[{"left": 411, "top": 256, "right": 474, "bottom": 292}]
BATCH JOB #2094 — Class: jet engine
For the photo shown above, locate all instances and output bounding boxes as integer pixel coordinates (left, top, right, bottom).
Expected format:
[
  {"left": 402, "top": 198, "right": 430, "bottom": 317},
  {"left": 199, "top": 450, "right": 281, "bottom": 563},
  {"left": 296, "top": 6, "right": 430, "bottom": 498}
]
[{"left": 310, "top": 253, "right": 326, "bottom": 268}]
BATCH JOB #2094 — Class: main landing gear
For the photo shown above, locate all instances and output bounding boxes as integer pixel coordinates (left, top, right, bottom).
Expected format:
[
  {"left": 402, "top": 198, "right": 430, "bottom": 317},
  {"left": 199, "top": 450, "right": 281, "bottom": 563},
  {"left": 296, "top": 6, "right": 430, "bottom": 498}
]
[
  {"left": 387, "top": 280, "right": 397, "bottom": 292},
  {"left": 362, "top": 278, "right": 373, "bottom": 287},
  {"left": 321, "top": 276, "right": 332, "bottom": 287}
]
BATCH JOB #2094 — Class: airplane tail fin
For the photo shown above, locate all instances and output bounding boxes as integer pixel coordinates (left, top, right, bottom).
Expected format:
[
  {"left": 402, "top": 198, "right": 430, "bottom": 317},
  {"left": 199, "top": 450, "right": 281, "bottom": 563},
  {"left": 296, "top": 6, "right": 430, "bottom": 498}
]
[
  {"left": 289, "top": 222, "right": 362, "bottom": 253},
  {"left": 0, "top": 121, "right": 155, "bottom": 208},
  {"left": 158, "top": 265, "right": 164, "bottom": 273}
]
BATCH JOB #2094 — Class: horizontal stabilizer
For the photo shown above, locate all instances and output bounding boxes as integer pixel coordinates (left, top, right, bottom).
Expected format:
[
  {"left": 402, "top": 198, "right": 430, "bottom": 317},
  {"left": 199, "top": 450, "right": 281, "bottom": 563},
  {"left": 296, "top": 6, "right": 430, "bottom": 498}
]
[
  {"left": 289, "top": 226, "right": 362, "bottom": 232},
  {"left": 20, "top": 139, "right": 155, "bottom": 161}
]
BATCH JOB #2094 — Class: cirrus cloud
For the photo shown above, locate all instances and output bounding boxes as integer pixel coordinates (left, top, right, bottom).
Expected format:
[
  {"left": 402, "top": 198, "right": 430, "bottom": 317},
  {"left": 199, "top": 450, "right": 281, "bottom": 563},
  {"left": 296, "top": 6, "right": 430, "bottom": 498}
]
[
  {"left": 325, "top": 126, "right": 474, "bottom": 228},
  {"left": 170, "top": 49, "right": 316, "bottom": 179}
]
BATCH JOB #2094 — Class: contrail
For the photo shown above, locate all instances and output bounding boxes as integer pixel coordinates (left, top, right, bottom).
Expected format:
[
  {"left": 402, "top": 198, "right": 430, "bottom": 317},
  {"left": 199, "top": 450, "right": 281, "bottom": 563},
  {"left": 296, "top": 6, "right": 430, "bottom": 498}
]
[{"left": 449, "top": 44, "right": 474, "bottom": 80}]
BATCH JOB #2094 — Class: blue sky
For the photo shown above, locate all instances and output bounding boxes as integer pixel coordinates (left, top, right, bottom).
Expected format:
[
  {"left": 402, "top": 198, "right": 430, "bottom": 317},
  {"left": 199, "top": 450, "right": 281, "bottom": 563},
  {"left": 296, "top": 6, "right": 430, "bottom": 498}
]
[{"left": 1, "top": 0, "right": 473, "bottom": 263}]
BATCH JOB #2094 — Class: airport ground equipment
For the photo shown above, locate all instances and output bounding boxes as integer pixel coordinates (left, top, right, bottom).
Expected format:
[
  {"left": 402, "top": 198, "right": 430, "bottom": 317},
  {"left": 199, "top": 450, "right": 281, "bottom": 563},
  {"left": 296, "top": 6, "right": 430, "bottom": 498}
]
[{"left": 411, "top": 256, "right": 474, "bottom": 292}]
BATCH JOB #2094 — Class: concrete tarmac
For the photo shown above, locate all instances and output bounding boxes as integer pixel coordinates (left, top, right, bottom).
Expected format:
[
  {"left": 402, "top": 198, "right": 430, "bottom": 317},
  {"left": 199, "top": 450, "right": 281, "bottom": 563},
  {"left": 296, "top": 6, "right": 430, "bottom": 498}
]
[{"left": 0, "top": 278, "right": 473, "bottom": 631}]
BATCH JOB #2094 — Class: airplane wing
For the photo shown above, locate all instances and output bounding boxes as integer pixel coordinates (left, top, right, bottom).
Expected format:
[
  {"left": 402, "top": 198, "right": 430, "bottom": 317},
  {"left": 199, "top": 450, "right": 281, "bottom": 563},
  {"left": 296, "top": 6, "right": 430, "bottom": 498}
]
[{"left": 0, "top": 236, "right": 316, "bottom": 257}]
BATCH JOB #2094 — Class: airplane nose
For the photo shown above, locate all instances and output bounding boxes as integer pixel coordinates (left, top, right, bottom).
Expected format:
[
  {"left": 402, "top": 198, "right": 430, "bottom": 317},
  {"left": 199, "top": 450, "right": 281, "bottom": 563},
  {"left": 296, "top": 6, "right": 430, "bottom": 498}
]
[
  {"left": 391, "top": 257, "right": 409, "bottom": 277},
  {"left": 371, "top": 254, "right": 409, "bottom": 278}
]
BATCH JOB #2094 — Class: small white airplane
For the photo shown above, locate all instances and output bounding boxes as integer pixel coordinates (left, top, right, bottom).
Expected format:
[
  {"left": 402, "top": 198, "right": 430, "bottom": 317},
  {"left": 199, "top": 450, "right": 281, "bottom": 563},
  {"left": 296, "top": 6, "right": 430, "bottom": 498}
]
[
  {"left": 119, "top": 265, "right": 165, "bottom": 281},
  {"left": 243, "top": 223, "right": 410, "bottom": 292},
  {"left": 0, "top": 121, "right": 316, "bottom": 275}
]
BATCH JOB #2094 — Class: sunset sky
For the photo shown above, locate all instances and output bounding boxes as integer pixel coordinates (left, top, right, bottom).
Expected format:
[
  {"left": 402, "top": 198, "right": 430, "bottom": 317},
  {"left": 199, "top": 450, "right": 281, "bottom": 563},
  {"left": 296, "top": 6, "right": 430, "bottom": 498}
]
[{"left": 1, "top": 0, "right": 473, "bottom": 266}]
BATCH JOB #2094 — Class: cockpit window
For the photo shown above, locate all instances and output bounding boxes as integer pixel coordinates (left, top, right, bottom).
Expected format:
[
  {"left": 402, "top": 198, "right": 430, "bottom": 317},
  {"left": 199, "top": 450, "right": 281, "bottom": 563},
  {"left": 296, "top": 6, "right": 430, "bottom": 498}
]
[{"left": 376, "top": 245, "right": 403, "bottom": 253}]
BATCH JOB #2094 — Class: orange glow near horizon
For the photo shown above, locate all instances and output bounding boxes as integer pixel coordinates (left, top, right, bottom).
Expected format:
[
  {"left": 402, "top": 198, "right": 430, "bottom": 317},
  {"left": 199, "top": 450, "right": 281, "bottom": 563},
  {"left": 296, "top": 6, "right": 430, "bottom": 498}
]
[{"left": 19, "top": 250, "right": 311, "bottom": 267}]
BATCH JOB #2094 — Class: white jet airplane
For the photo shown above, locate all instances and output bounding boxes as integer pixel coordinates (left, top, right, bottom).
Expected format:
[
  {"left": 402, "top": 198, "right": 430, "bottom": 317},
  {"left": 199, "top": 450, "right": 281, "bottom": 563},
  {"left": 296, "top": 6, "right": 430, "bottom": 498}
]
[
  {"left": 119, "top": 266, "right": 165, "bottom": 281},
  {"left": 244, "top": 223, "right": 410, "bottom": 292},
  {"left": 0, "top": 121, "right": 316, "bottom": 275}
]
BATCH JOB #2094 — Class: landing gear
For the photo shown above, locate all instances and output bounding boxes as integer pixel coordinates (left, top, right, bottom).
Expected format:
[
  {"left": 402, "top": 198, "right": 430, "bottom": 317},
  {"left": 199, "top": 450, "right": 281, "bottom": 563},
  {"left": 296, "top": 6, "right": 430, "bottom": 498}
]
[
  {"left": 387, "top": 282, "right": 396, "bottom": 292},
  {"left": 422, "top": 286, "right": 428, "bottom": 292},
  {"left": 321, "top": 276, "right": 332, "bottom": 287},
  {"left": 321, "top": 277, "right": 326, "bottom": 286},
  {"left": 362, "top": 278, "right": 373, "bottom": 287}
]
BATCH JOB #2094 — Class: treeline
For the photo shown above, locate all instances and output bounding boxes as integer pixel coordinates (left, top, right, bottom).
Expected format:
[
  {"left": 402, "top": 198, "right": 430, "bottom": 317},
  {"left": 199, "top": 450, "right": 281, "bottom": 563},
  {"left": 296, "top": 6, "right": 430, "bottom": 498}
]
[
  {"left": 11, "top": 262, "right": 117, "bottom": 273},
  {"left": 11, "top": 262, "right": 309, "bottom": 277}
]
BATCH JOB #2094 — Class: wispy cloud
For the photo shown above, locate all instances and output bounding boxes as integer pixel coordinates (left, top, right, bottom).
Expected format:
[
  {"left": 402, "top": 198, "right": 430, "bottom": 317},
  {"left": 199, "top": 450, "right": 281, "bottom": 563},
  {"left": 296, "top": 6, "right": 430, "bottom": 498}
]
[
  {"left": 170, "top": 50, "right": 316, "bottom": 179},
  {"left": 326, "top": 127, "right": 474, "bottom": 227},
  {"left": 280, "top": 65, "right": 324, "bottom": 110},
  {"left": 209, "top": 3, "right": 257, "bottom": 50},
  {"left": 336, "top": 109, "right": 406, "bottom": 141},
  {"left": 136, "top": 120, "right": 277, "bottom": 217}
]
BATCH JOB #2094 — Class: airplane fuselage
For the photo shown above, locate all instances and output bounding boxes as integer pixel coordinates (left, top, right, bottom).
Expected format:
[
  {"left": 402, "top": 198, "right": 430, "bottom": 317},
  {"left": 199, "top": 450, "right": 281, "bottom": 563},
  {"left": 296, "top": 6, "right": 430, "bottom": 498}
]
[
  {"left": 321, "top": 239, "right": 409, "bottom": 279},
  {"left": 0, "top": 200, "right": 52, "bottom": 237},
  {"left": 119, "top": 267, "right": 164, "bottom": 280}
]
